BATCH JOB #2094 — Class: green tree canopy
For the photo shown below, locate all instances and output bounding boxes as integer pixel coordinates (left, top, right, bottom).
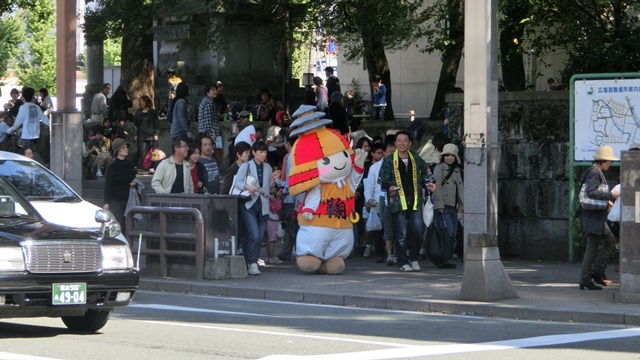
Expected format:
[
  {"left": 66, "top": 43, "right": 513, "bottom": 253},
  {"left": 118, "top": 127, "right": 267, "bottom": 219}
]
[
  {"left": 14, "top": 0, "right": 56, "bottom": 94},
  {"left": 526, "top": 0, "right": 640, "bottom": 83},
  {"left": 0, "top": 13, "right": 24, "bottom": 78}
]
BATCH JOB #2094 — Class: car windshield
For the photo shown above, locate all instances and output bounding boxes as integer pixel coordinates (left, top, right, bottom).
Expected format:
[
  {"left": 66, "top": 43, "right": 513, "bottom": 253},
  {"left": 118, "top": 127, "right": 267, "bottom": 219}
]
[
  {"left": 0, "top": 160, "right": 80, "bottom": 202},
  {"left": 0, "top": 175, "right": 37, "bottom": 218}
]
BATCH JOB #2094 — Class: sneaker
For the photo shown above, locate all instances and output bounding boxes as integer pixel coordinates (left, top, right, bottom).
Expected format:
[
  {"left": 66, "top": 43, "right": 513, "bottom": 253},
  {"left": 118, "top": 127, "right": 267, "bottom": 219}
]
[
  {"left": 95, "top": 168, "right": 104, "bottom": 177},
  {"left": 399, "top": 264, "right": 414, "bottom": 272},
  {"left": 410, "top": 261, "right": 421, "bottom": 271},
  {"left": 257, "top": 258, "right": 266, "bottom": 267},
  {"left": 391, "top": 255, "right": 398, "bottom": 265},
  {"left": 266, "top": 257, "right": 283, "bottom": 265},
  {"left": 148, "top": 168, "right": 155, "bottom": 174},
  {"left": 363, "top": 245, "right": 372, "bottom": 258},
  {"left": 247, "top": 263, "right": 261, "bottom": 275},
  {"left": 386, "top": 255, "right": 395, "bottom": 266}
]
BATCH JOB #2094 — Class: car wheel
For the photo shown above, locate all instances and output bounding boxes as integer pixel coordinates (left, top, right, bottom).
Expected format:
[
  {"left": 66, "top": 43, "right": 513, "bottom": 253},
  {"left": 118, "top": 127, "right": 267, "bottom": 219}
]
[{"left": 61, "top": 309, "right": 111, "bottom": 332}]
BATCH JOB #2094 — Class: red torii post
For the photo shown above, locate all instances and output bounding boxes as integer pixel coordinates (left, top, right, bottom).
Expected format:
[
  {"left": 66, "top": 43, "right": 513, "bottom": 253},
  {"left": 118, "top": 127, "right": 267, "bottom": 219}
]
[{"left": 56, "top": 0, "right": 76, "bottom": 111}]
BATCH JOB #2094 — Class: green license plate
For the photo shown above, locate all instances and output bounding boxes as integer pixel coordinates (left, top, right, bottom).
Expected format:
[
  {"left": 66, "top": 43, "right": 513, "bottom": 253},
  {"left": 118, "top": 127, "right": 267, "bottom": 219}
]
[{"left": 52, "top": 283, "right": 87, "bottom": 305}]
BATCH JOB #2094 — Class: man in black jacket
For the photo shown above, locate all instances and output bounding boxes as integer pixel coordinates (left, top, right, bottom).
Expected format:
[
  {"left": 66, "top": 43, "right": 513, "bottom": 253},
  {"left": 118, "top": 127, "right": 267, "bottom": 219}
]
[{"left": 325, "top": 66, "right": 341, "bottom": 103}]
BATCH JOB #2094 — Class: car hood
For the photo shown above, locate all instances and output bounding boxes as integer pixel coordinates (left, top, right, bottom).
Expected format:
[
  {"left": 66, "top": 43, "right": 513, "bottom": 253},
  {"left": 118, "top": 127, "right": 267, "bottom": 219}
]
[
  {"left": 29, "top": 200, "right": 102, "bottom": 231},
  {"left": 0, "top": 221, "right": 102, "bottom": 243}
]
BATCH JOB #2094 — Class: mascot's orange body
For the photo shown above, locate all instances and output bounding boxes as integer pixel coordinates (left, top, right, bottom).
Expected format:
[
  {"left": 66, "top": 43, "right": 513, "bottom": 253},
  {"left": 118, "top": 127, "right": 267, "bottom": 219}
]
[{"left": 288, "top": 125, "right": 366, "bottom": 274}]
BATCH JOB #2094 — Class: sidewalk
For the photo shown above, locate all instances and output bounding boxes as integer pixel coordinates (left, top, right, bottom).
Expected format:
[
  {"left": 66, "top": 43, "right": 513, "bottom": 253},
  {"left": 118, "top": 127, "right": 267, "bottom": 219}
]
[{"left": 139, "top": 257, "right": 640, "bottom": 326}]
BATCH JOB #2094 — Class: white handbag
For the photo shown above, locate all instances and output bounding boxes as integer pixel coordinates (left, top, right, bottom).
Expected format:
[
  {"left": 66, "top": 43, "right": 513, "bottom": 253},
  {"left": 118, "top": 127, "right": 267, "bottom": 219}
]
[{"left": 422, "top": 194, "right": 434, "bottom": 227}]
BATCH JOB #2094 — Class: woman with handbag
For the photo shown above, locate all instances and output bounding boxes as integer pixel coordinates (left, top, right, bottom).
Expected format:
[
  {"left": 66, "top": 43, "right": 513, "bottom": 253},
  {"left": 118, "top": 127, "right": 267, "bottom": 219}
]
[
  {"left": 133, "top": 95, "right": 159, "bottom": 172},
  {"left": 433, "top": 143, "right": 464, "bottom": 259},
  {"left": 579, "top": 145, "right": 620, "bottom": 290},
  {"left": 233, "top": 140, "right": 281, "bottom": 275}
]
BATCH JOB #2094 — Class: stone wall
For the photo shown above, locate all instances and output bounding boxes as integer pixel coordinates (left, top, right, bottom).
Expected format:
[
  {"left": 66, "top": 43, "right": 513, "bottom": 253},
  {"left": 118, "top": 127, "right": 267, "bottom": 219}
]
[{"left": 446, "top": 91, "right": 573, "bottom": 261}]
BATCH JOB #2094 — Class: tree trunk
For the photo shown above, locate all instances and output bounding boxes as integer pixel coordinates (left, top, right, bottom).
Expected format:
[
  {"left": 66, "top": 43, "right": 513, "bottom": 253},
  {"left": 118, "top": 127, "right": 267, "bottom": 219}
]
[
  {"left": 429, "top": 0, "right": 463, "bottom": 121},
  {"left": 363, "top": 35, "right": 394, "bottom": 120},
  {"left": 499, "top": 27, "right": 526, "bottom": 91},
  {"left": 499, "top": 2, "right": 529, "bottom": 91},
  {"left": 429, "top": 43, "right": 463, "bottom": 121},
  {"left": 120, "top": 7, "right": 154, "bottom": 110}
]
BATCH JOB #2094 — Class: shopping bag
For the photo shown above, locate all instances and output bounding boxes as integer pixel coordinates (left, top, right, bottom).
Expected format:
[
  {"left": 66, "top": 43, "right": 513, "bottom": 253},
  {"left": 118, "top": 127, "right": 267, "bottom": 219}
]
[
  {"left": 365, "top": 209, "right": 382, "bottom": 231},
  {"left": 607, "top": 184, "right": 621, "bottom": 222},
  {"left": 422, "top": 195, "right": 434, "bottom": 227},
  {"left": 143, "top": 149, "right": 153, "bottom": 170},
  {"left": 425, "top": 212, "right": 451, "bottom": 265}
]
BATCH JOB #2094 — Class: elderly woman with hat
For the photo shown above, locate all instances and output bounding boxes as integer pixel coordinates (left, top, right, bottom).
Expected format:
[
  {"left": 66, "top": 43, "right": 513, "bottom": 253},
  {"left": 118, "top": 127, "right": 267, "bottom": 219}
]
[
  {"left": 433, "top": 143, "right": 464, "bottom": 259},
  {"left": 578, "top": 145, "right": 620, "bottom": 290},
  {"left": 103, "top": 138, "right": 137, "bottom": 228}
]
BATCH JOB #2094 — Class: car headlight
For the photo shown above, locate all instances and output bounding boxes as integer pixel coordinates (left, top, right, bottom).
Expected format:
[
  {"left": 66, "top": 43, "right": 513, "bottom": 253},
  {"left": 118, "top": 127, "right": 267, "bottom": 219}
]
[
  {"left": 102, "top": 245, "right": 134, "bottom": 270},
  {"left": 0, "top": 247, "right": 26, "bottom": 271}
]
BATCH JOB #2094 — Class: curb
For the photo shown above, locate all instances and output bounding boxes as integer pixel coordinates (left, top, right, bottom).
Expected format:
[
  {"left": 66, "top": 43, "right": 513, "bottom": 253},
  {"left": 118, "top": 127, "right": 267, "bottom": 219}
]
[{"left": 138, "top": 278, "right": 640, "bottom": 326}]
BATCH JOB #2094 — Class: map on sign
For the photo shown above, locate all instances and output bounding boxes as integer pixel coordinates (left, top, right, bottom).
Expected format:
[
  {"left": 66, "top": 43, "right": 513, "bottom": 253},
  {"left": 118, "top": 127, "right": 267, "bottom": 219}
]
[{"left": 574, "top": 78, "right": 640, "bottom": 161}]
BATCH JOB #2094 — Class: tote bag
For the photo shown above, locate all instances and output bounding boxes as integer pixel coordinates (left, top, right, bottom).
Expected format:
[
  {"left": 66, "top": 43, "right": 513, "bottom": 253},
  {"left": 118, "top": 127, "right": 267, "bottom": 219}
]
[{"left": 578, "top": 168, "right": 609, "bottom": 210}]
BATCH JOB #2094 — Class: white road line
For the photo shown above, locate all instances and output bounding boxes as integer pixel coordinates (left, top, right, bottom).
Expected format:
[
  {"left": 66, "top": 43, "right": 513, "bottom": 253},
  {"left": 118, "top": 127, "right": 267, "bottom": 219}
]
[
  {"left": 141, "top": 320, "right": 412, "bottom": 348},
  {"left": 134, "top": 290, "right": 484, "bottom": 320},
  {"left": 129, "top": 303, "right": 275, "bottom": 317},
  {"left": 258, "top": 327, "right": 640, "bottom": 360},
  {"left": 0, "top": 353, "right": 62, "bottom": 360}
]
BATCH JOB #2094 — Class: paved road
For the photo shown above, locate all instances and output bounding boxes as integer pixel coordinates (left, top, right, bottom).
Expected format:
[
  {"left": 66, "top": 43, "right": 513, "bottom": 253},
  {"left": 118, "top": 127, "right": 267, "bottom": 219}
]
[{"left": 1, "top": 291, "right": 639, "bottom": 359}]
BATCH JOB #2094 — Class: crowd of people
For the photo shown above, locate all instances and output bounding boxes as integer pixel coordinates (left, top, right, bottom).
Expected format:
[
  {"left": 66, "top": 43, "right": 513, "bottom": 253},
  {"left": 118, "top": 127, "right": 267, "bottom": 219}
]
[
  {"left": 79, "top": 66, "right": 472, "bottom": 277},
  {"left": 0, "top": 86, "right": 53, "bottom": 163},
  {"left": 1, "top": 73, "right": 617, "bottom": 289}
]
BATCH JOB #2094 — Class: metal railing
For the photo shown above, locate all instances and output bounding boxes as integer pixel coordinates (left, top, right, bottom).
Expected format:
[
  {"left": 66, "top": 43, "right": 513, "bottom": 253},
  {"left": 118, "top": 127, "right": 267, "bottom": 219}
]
[{"left": 125, "top": 206, "right": 204, "bottom": 280}]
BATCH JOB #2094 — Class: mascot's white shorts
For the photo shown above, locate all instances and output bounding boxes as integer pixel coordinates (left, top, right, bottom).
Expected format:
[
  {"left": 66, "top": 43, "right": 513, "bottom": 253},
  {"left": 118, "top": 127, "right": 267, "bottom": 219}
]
[{"left": 295, "top": 226, "right": 353, "bottom": 260}]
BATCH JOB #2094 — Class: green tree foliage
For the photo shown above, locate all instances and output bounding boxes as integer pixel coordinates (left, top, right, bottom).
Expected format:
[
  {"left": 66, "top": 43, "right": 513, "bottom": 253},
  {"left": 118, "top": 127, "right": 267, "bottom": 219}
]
[
  {"left": 14, "top": 0, "right": 56, "bottom": 94},
  {"left": 318, "top": 0, "right": 427, "bottom": 120},
  {"left": 104, "top": 37, "right": 122, "bottom": 67},
  {"left": 0, "top": 13, "right": 24, "bottom": 78},
  {"left": 526, "top": 0, "right": 640, "bottom": 83}
]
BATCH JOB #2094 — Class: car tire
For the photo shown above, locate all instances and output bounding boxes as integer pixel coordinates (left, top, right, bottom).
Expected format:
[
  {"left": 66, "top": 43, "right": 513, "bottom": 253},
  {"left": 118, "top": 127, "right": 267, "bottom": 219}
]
[{"left": 61, "top": 309, "right": 111, "bottom": 332}]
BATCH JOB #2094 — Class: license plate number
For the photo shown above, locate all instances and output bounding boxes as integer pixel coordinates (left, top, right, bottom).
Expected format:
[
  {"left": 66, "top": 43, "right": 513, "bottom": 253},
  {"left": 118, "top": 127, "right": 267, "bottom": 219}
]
[{"left": 52, "top": 283, "right": 87, "bottom": 305}]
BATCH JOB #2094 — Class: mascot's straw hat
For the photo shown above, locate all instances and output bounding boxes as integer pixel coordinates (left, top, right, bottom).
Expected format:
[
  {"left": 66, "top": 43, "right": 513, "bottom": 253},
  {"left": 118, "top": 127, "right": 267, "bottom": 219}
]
[
  {"left": 288, "top": 112, "right": 354, "bottom": 195},
  {"left": 291, "top": 105, "right": 317, "bottom": 119}
]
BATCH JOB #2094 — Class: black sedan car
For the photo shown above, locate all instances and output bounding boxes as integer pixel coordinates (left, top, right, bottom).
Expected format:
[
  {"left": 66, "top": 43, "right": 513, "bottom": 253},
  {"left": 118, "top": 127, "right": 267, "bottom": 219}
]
[{"left": 0, "top": 175, "right": 139, "bottom": 332}]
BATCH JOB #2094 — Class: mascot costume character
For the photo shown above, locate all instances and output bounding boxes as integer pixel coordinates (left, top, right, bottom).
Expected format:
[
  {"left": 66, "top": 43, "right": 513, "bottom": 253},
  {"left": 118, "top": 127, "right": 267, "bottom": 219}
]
[{"left": 287, "top": 111, "right": 367, "bottom": 274}]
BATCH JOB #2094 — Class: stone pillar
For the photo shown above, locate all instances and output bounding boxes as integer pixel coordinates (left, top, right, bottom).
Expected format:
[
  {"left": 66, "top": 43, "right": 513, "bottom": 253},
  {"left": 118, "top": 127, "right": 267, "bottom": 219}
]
[
  {"left": 616, "top": 150, "right": 640, "bottom": 303},
  {"left": 50, "top": 112, "right": 84, "bottom": 194},
  {"left": 460, "top": 233, "right": 518, "bottom": 301},
  {"left": 84, "top": 44, "right": 105, "bottom": 120}
]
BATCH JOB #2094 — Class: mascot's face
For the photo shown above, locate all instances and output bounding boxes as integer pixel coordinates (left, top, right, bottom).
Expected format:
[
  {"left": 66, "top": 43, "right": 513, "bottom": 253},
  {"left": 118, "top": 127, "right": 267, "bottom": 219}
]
[{"left": 317, "top": 149, "right": 352, "bottom": 182}]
